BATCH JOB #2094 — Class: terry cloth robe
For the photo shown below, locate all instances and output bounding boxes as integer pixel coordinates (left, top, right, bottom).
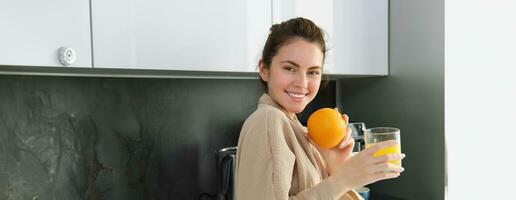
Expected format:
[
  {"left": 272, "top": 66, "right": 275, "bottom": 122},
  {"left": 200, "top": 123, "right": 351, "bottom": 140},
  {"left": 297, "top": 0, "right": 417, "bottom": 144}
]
[{"left": 235, "top": 93, "right": 362, "bottom": 200}]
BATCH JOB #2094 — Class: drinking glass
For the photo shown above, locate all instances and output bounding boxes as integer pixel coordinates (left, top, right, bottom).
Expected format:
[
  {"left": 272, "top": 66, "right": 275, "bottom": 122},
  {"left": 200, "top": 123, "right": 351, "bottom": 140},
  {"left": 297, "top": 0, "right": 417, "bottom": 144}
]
[{"left": 364, "top": 127, "right": 402, "bottom": 167}]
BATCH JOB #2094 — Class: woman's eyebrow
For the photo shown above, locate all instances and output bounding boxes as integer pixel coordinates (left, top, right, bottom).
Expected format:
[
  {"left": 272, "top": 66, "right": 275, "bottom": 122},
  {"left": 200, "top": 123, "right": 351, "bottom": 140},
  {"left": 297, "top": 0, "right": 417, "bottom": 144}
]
[
  {"left": 280, "top": 60, "right": 300, "bottom": 67},
  {"left": 280, "top": 60, "right": 321, "bottom": 69}
]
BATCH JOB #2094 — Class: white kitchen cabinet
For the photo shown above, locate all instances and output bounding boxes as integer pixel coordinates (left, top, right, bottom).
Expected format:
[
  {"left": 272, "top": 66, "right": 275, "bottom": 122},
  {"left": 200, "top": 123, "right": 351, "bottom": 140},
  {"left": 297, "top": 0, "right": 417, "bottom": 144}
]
[
  {"left": 333, "top": 0, "right": 388, "bottom": 75},
  {"left": 0, "top": 0, "right": 92, "bottom": 67},
  {"left": 0, "top": 0, "right": 387, "bottom": 76},
  {"left": 272, "top": 0, "right": 336, "bottom": 73},
  {"left": 272, "top": 0, "right": 388, "bottom": 75},
  {"left": 91, "top": 0, "right": 271, "bottom": 72}
]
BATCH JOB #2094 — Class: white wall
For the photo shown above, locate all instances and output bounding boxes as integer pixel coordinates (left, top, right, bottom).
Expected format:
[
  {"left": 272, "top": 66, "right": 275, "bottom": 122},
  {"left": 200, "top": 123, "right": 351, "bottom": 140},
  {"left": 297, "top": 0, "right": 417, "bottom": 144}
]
[{"left": 446, "top": 1, "right": 516, "bottom": 199}]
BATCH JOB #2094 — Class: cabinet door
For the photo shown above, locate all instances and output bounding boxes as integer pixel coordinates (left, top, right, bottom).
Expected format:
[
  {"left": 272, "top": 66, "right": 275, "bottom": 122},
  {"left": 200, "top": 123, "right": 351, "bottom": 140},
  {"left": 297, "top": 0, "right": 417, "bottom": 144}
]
[
  {"left": 92, "top": 0, "right": 271, "bottom": 72},
  {"left": 0, "top": 0, "right": 92, "bottom": 67},
  {"left": 272, "top": 0, "right": 388, "bottom": 75},
  {"left": 272, "top": 0, "right": 336, "bottom": 74},
  {"left": 333, "top": 0, "right": 388, "bottom": 75}
]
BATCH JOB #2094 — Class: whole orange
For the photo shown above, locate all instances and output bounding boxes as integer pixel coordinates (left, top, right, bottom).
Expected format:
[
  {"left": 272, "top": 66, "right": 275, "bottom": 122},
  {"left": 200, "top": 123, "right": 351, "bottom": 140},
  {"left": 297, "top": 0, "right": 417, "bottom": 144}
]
[{"left": 307, "top": 108, "right": 347, "bottom": 148}]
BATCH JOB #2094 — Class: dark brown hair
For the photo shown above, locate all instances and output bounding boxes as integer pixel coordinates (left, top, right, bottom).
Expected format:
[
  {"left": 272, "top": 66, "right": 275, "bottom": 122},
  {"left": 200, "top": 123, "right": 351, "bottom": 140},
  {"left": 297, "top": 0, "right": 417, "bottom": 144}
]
[{"left": 259, "top": 17, "right": 329, "bottom": 90}]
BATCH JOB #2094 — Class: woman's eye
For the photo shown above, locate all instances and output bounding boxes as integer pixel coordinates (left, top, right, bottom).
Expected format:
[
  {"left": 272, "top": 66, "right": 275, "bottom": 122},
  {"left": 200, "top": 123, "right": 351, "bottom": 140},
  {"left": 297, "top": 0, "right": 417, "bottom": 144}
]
[
  {"left": 283, "top": 66, "right": 295, "bottom": 72},
  {"left": 308, "top": 71, "right": 321, "bottom": 76}
]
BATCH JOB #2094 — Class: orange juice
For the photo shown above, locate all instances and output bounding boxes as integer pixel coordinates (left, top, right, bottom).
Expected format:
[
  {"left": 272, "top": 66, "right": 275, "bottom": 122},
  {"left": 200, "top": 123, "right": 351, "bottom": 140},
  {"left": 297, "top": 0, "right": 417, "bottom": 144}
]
[
  {"left": 364, "top": 127, "right": 402, "bottom": 167},
  {"left": 365, "top": 143, "right": 402, "bottom": 165}
]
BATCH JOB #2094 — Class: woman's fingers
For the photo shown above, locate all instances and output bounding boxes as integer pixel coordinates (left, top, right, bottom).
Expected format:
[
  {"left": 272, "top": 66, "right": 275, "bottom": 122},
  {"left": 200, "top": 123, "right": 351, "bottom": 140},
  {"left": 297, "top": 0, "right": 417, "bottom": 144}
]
[
  {"left": 339, "top": 138, "right": 355, "bottom": 152},
  {"left": 337, "top": 113, "right": 351, "bottom": 149},
  {"left": 341, "top": 114, "right": 349, "bottom": 124},
  {"left": 362, "top": 140, "right": 398, "bottom": 156},
  {"left": 361, "top": 163, "right": 402, "bottom": 182},
  {"left": 338, "top": 128, "right": 353, "bottom": 149},
  {"left": 346, "top": 127, "right": 352, "bottom": 140},
  {"left": 370, "top": 162, "right": 404, "bottom": 174},
  {"left": 371, "top": 153, "right": 405, "bottom": 164},
  {"left": 374, "top": 171, "right": 401, "bottom": 181}
]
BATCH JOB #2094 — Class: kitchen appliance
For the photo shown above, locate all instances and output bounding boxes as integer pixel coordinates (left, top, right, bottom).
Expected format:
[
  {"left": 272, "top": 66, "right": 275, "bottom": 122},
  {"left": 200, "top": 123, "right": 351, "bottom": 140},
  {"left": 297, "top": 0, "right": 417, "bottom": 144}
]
[
  {"left": 348, "top": 122, "right": 366, "bottom": 152},
  {"left": 215, "top": 146, "right": 237, "bottom": 200}
]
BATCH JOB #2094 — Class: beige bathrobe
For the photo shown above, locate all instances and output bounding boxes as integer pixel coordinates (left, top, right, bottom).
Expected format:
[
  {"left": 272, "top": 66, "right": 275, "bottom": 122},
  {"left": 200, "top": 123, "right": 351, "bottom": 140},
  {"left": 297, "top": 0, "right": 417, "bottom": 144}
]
[{"left": 235, "top": 94, "right": 362, "bottom": 200}]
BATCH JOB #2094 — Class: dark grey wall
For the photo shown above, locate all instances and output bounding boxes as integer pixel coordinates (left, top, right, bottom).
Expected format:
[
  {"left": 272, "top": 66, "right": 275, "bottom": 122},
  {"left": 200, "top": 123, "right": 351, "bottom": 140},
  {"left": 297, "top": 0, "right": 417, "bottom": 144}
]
[
  {"left": 0, "top": 75, "right": 264, "bottom": 200},
  {"left": 337, "top": 0, "right": 444, "bottom": 199},
  {"left": 0, "top": 75, "right": 335, "bottom": 200}
]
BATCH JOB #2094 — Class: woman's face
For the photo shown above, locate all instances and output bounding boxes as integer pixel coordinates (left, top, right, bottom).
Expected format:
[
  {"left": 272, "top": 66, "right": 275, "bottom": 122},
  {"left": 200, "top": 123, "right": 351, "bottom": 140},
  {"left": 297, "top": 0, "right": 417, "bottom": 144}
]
[{"left": 259, "top": 38, "right": 323, "bottom": 114}]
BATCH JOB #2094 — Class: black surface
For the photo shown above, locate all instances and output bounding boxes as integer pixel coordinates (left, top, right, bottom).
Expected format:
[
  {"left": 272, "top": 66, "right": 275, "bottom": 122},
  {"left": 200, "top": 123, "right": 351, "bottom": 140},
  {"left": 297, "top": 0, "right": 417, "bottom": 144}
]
[{"left": 0, "top": 76, "right": 260, "bottom": 199}]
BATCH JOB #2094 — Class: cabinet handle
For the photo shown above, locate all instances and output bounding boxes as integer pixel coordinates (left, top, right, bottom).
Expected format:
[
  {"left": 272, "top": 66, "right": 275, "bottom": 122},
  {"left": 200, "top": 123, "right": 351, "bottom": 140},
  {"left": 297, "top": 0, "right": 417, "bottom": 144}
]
[{"left": 58, "top": 47, "right": 76, "bottom": 66}]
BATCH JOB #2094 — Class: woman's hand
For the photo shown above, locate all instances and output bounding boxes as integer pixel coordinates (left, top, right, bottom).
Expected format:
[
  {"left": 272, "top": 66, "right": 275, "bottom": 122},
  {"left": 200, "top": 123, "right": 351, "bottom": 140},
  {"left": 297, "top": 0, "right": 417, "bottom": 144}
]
[
  {"left": 306, "top": 114, "right": 355, "bottom": 175},
  {"left": 331, "top": 140, "right": 405, "bottom": 190}
]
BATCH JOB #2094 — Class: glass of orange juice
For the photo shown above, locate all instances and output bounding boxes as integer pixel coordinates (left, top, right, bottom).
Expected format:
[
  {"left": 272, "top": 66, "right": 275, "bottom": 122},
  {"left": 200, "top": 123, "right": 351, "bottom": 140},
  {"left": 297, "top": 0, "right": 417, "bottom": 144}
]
[{"left": 364, "top": 127, "right": 402, "bottom": 167}]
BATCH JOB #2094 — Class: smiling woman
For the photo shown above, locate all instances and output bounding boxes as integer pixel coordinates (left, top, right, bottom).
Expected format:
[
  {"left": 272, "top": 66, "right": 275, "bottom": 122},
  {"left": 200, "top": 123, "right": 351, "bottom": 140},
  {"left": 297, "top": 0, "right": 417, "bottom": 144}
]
[
  {"left": 258, "top": 38, "right": 323, "bottom": 114},
  {"left": 235, "top": 17, "right": 405, "bottom": 200}
]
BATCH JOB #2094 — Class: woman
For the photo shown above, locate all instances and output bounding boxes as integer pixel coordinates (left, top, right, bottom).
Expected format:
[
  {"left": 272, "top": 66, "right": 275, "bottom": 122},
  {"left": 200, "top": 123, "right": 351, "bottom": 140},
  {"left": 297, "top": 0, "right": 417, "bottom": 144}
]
[{"left": 235, "top": 17, "right": 405, "bottom": 200}]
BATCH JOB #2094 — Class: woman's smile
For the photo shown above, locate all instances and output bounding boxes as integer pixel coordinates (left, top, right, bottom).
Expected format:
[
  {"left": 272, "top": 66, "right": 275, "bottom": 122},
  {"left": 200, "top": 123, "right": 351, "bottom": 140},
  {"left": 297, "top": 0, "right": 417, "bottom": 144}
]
[{"left": 286, "top": 91, "right": 308, "bottom": 102}]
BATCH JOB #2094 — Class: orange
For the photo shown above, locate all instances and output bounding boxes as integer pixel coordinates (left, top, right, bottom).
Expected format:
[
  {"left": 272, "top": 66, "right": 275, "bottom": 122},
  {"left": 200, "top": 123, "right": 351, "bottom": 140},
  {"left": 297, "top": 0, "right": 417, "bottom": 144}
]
[{"left": 307, "top": 108, "right": 347, "bottom": 148}]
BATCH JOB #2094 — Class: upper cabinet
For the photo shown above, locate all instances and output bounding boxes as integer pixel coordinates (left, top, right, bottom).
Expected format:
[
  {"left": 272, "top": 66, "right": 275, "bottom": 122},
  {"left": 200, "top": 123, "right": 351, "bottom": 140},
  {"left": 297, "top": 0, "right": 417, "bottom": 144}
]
[
  {"left": 333, "top": 0, "right": 388, "bottom": 75},
  {"left": 272, "top": 0, "right": 336, "bottom": 74},
  {"left": 91, "top": 0, "right": 271, "bottom": 72},
  {"left": 272, "top": 0, "right": 388, "bottom": 75},
  {"left": 1, "top": 1, "right": 387, "bottom": 76},
  {"left": 0, "top": 0, "right": 92, "bottom": 67}
]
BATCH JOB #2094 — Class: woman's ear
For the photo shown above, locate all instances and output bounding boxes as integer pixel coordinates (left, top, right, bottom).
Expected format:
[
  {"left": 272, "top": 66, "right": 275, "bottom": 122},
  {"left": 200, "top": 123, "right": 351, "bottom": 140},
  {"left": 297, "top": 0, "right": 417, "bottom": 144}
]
[{"left": 259, "top": 60, "right": 269, "bottom": 82}]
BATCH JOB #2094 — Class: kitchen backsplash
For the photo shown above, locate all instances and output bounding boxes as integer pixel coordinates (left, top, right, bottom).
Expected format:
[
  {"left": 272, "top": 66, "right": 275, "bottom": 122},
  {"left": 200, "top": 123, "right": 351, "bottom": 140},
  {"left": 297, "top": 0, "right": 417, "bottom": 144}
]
[{"left": 0, "top": 75, "right": 334, "bottom": 200}]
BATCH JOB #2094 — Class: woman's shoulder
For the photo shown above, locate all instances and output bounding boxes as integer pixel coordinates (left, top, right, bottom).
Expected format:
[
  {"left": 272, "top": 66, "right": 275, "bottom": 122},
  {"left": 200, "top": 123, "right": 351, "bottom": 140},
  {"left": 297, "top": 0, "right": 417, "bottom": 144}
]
[
  {"left": 247, "top": 103, "right": 290, "bottom": 123},
  {"left": 240, "top": 104, "right": 291, "bottom": 135},
  {"left": 239, "top": 104, "right": 296, "bottom": 148}
]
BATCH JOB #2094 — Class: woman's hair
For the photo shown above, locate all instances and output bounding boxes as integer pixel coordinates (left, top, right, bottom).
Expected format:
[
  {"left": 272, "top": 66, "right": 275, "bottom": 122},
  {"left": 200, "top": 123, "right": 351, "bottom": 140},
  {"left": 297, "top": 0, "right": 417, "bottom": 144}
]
[{"left": 259, "top": 17, "right": 328, "bottom": 90}]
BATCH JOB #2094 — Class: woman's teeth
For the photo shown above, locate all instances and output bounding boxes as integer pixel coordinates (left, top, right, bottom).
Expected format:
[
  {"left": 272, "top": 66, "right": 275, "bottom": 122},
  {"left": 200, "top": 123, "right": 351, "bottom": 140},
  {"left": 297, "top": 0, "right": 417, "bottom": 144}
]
[{"left": 287, "top": 92, "right": 305, "bottom": 98}]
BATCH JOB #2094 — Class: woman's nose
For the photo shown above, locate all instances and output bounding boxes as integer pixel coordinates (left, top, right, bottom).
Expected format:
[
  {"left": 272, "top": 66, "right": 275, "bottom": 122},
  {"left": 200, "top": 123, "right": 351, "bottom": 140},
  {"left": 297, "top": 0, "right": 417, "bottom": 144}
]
[{"left": 294, "top": 73, "right": 309, "bottom": 88}]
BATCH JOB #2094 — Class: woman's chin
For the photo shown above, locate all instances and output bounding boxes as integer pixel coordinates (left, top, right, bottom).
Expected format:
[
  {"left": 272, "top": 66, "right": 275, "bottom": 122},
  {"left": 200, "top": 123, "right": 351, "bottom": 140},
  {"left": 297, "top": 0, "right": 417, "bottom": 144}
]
[{"left": 287, "top": 106, "right": 306, "bottom": 114}]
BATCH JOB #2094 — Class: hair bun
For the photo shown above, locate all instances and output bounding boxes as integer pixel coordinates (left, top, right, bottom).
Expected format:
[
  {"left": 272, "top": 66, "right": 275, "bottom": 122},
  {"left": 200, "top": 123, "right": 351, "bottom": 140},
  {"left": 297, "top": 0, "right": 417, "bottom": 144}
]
[{"left": 269, "top": 24, "right": 280, "bottom": 32}]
